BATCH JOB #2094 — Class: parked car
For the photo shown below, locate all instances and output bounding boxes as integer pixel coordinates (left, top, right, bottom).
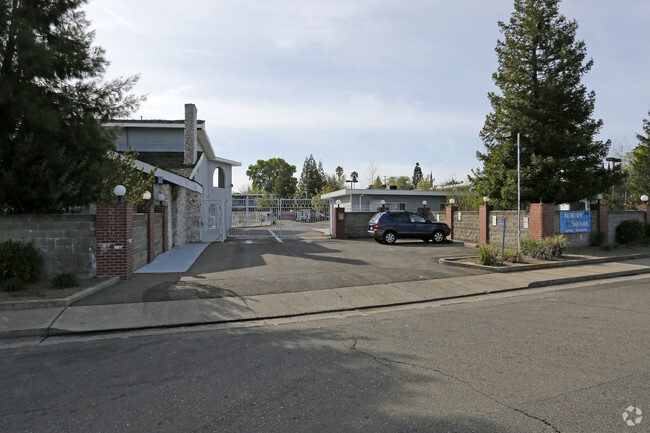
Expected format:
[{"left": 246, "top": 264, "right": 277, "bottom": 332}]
[{"left": 368, "top": 211, "right": 450, "bottom": 244}]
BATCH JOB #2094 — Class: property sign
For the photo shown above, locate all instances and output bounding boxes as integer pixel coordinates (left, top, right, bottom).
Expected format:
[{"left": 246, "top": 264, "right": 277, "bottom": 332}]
[{"left": 560, "top": 211, "right": 591, "bottom": 234}]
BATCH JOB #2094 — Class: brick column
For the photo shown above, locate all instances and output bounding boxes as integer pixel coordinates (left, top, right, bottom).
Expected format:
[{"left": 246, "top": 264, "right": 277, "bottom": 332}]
[
  {"left": 417, "top": 206, "right": 430, "bottom": 217},
  {"left": 635, "top": 204, "right": 650, "bottom": 225},
  {"left": 445, "top": 205, "right": 457, "bottom": 240},
  {"left": 334, "top": 206, "right": 345, "bottom": 239},
  {"left": 154, "top": 205, "right": 168, "bottom": 252},
  {"left": 96, "top": 202, "right": 133, "bottom": 280},
  {"left": 479, "top": 204, "right": 493, "bottom": 244},
  {"left": 137, "top": 204, "right": 155, "bottom": 263},
  {"left": 591, "top": 203, "right": 609, "bottom": 236},
  {"left": 529, "top": 203, "right": 555, "bottom": 240}
]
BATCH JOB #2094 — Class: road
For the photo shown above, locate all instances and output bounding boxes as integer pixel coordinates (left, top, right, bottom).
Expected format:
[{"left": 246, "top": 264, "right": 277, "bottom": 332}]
[{"left": 1, "top": 276, "right": 648, "bottom": 432}]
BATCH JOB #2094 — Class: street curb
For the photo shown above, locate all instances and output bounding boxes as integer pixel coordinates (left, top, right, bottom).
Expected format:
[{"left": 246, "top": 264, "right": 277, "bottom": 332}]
[
  {"left": 0, "top": 277, "right": 120, "bottom": 311},
  {"left": 41, "top": 268, "right": 650, "bottom": 338},
  {"left": 439, "top": 252, "right": 650, "bottom": 272}
]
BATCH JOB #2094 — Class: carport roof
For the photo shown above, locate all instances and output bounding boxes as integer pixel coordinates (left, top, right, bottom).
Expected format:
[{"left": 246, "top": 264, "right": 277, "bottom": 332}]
[{"left": 321, "top": 189, "right": 447, "bottom": 198}]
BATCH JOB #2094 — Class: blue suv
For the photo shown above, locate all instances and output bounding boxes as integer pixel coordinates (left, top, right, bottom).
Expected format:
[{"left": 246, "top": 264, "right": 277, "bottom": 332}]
[{"left": 368, "top": 211, "right": 450, "bottom": 244}]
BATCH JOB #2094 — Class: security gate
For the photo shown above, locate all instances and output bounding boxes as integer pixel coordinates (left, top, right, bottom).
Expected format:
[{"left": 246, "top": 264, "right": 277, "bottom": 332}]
[{"left": 229, "top": 198, "right": 333, "bottom": 239}]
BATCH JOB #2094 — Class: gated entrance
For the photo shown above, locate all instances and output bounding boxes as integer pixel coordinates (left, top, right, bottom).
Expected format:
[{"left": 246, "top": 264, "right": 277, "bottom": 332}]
[{"left": 229, "top": 198, "right": 333, "bottom": 239}]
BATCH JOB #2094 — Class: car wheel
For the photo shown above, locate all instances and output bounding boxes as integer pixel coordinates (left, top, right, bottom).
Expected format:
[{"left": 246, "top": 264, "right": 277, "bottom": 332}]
[
  {"left": 374, "top": 238, "right": 384, "bottom": 244},
  {"left": 384, "top": 231, "right": 397, "bottom": 244},
  {"left": 432, "top": 230, "right": 445, "bottom": 243}
]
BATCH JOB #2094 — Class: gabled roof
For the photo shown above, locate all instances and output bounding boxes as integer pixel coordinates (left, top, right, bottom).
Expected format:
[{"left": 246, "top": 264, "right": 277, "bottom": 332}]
[
  {"left": 104, "top": 120, "right": 241, "bottom": 167},
  {"left": 135, "top": 152, "right": 204, "bottom": 179}
]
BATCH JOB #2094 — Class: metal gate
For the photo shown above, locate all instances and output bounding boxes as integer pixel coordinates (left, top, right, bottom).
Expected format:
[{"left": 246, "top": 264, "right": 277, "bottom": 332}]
[{"left": 229, "top": 198, "right": 333, "bottom": 239}]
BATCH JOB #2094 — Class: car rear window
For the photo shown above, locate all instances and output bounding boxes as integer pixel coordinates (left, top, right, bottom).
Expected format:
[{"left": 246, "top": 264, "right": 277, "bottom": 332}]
[{"left": 388, "top": 213, "right": 409, "bottom": 222}]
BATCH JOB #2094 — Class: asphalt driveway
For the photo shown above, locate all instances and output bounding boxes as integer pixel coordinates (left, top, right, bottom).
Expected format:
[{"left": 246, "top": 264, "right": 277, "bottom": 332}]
[{"left": 75, "top": 238, "right": 486, "bottom": 305}]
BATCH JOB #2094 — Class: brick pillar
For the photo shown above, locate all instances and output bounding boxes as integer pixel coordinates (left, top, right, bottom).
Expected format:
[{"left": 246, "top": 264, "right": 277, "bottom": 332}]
[
  {"left": 529, "top": 203, "right": 555, "bottom": 240},
  {"left": 334, "top": 206, "right": 345, "bottom": 239},
  {"left": 137, "top": 204, "right": 155, "bottom": 263},
  {"left": 479, "top": 204, "right": 493, "bottom": 244},
  {"left": 154, "top": 205, "right": 168, "bottom": 252},
  {"left": 378, "top": 205, "right": 387, "bottom": 212},
  {"left": 591, "top": 203, "right": 609, "bottom": 236},
  {"left": 635, "top": 203, "right": 650, "bottom": 225},
  {"left": 417, "top": 206, "right": 430, "bottom": 217},
  {"left": 96, "top": 202, "right": 133, "bottom": 280},
  {"left": 445, "top": 205, "right": 457, "bottom": 240}
]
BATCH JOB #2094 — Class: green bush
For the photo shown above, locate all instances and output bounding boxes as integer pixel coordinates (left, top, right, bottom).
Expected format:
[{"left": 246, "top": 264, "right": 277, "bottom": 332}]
[
  {"left": 615, "top": 220, "right": 645, "bottom": 245},
  {"left": 478, "top": 245, "right": 499, "bottom": 266},
  {"left": 590, "top": 231, "right": 607, "bottom": 247},
  {"left": 502, "top": 249, "right": 522, "bottom": 263},
  {"left": 50, "top": 272, "right": 79, "bottom": 289},
  {"left": 0, "top": 240, "right": 43, "bottom": 283},
  {"left": 0, "top": 277, "right": 25, "bottom": 292},
  {"left": 520, "top": 235, "right": 567, "bottom": 260}
]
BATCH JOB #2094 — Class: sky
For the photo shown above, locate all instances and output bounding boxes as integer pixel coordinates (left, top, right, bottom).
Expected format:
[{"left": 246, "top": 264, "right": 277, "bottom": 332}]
[{"left": 83, "top": 0, "right": 650, "bottom": 192}]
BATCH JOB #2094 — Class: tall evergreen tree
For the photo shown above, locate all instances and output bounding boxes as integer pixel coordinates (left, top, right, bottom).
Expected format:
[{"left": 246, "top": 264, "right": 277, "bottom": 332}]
[
  {"left": 0, "top": 0, "right": 143, "bottom": 213},
  {"left": 627, "top": 112, "right": 650, "bottom": 203},
  {"left": 412, "top": 162, "right": 423, "bottom": 187},
  {"left": 472, "top": 0, "right": 617, "bottom": 207},
  {"left": 273, "top": 162, "right": 297, "bottom": 198},
  {"left": 298, "top": 154, "right": 325, "bottom": 198}
]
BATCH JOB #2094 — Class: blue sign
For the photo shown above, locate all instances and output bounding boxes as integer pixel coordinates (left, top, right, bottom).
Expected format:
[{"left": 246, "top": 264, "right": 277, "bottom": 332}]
[
  {"left": 560, "top": 211, "right": 591, "bottom": 233},
  {"left": 498, "top": 218, "right": 505, "bottom": 228}
]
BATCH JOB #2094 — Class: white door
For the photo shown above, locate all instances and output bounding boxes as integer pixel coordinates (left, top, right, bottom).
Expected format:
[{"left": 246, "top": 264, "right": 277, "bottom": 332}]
[{"left": 203, "top": 200, "right": 225, "bottom": 242}]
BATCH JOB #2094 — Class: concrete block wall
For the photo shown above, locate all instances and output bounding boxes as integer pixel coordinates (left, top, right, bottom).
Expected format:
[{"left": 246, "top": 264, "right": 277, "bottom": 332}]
[
  {"left": 154, "top": 214, "right": 163, "bottom": 257},
  {"left": 453, "top": 211, "right": 479, "bottom": 243},
  {"left": 344, "top": 212, "right": 375, "bottom": 238},
  {"left": 0, "top": 215, "right": 96, "bottom": 278},
  {"left": 132, "top": 214, "right": 148, "bottom": 270},
  {"left": 488, "top": 211, "right": 530, "bottom": 248},
  {"left": 608, "top": 211, "right": 645, "bottom": 244}
]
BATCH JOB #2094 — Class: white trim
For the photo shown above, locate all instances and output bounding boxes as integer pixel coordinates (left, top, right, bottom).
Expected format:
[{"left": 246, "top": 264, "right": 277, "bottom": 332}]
[
  {"left": 321, "top": 188, "right": 447, "bottom": 199},
  {"left": 189, "top": 153, "right": 205, "bottom": 180},
  {"left": 133, "top": 159, "right": 203, "bottom": 194}
]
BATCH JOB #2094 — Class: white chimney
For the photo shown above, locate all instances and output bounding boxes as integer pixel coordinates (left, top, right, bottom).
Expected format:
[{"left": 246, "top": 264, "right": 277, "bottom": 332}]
[{"left": 184, "top": 103, "right": 198, "bottom": 165}]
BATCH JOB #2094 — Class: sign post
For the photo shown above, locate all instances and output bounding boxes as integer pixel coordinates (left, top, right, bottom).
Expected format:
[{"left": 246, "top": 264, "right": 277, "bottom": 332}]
[{"left": 499, "top": 217, "right": 506, "bottom": 263}]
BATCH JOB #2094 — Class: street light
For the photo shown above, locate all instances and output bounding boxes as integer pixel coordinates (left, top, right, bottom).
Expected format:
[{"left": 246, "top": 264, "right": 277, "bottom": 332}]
[
  {"left": 157, "top": 193, "right": 165, "bottom": 206},
  {"left": 422, "top": 200, "right": 427, "bottom": 207},
  {"left": 449, "top": 198, "right": 455, "bottom": 205},
  {"left": 483, "top": 196, "right": 490, "bottom": 203},
  {"left": 505, "top": 131, "right": 521, "bottom": 254},
  {"left": 641, "top": 195, "right": 648, "bottom": 203},
  {"left": 113, "top": 185, "right": 126, "bottom": 203}
]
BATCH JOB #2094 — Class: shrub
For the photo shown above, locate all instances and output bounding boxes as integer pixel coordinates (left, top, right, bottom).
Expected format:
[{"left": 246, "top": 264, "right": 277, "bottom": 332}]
[
  {"left": 520, "top": 235, "right": 567, "bottom": 260},
  {"left": 478, "top": 245, "right": 500, "bottom": 266},
  {"left": 0, "top": 240, "right": 43, "bottom": 283},
  {"left": 50, "top": 272, "right": 79, "bottom": 289},
  {"left": 590, "top": 231, "right": 607, "bottom": 247},
  {"left": 1, "top": 277, "right": 25, "bottom": 292},
  {"left": 503, "top": 249, "right": 522, "bottom": 263},
  {"left": 616, "top": 220, "right": 645, "bottom": 245}
]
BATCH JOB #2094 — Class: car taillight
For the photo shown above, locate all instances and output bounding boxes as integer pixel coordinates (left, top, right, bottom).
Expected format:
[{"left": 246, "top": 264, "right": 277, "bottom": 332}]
[{"left": 375, "top": 221, "right": 380, "bottom": 229}]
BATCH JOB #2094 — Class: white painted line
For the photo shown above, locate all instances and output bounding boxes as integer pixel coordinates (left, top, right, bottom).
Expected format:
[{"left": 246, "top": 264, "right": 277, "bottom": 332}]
[{"left": 267, "top": 229, "right": 283, "bottom": 243}]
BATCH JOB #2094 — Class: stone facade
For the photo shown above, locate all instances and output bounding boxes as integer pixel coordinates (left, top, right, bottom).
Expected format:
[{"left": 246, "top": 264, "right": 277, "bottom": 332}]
[
  {"left": 0, "top": 215, "right": 96, "bottom": 278},
  {"left": 132, "top": 214, "right": 148, "bottom": 270},
  {"left": 172, "top": 187, "right": 202, "bottom": 246},
  {"left": 487, "top": 210, "right": 531, "bottom": 248}
]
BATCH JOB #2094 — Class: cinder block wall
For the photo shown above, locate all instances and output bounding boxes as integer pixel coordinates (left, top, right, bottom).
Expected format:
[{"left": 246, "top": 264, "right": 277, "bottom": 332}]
[
  {"left": 344, "top": 212, "right": 376, "bottom": 238},
  {"left": 488, "top": 210, "right": 530, "bottom": 248},
  {"left": 154, "top": 214, "right": 163, "bottom": 257},
  {"left": 133, "top": 214, "right": 148, "bottom": 270},
  {"left": 430, "top": 211, "right": 446, "bottom": 223},
  {"left": 608, "top": 211, "right": 645, "bottom": 244},
  {"left": 0, "top": 215, "right": 96, "bottom": 278},
  {"left": 453, "top": 211, "right": 479, "bottom": 243}
]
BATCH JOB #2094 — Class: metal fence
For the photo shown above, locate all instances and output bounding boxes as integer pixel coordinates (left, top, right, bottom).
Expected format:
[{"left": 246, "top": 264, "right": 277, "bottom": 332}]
[{"left": 229, "top": 198, "right": 332, "bottom": 239}]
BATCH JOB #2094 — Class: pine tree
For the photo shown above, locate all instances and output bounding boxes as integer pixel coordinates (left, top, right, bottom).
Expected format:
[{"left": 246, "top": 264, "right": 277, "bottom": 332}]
[
  {"left": 627, "top": 112, "right": 650, "bottom": 203},
  {"left": 0, "top": 0, "right": 143, "bottom": 213},
  {"left": 412, "top": 162, "right": 423, "bottom": 187},
  {"left": 298, "top": 154, "right": 325, "bottom": 198},
  {"left": 472, "top": 0, "right": 617, "bottom": 207}
]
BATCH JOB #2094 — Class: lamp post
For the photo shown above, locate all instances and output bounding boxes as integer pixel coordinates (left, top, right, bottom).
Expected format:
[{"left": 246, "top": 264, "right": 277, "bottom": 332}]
[
  {"left": 504, "top": 132, "right": 521, "bottom": 254},
  {"left": 142, "top": 190, "right": 151, "bottom": 204},
  {"left": 642, "top": 195, "right": 649, "bottom": 204},
  {"left": 157, "top": 193, "right": 165, "bottom": 206},
  {"left": 113, "top": 185, "right": 126, "bottom": 203}
]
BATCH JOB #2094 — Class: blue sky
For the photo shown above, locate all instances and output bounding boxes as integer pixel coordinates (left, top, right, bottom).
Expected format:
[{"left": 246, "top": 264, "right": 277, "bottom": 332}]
[{"left": 84, "top": 0, "right": 650, "bottom": 191}]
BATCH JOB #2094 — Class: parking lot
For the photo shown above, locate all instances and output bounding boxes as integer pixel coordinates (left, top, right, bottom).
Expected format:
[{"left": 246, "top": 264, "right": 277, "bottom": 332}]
[{"left": 75, "top": 238, "right": 487, "bottom": 305}]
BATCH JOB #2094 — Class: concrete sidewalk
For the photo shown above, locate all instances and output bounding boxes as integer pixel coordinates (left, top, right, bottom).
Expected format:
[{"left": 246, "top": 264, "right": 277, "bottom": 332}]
[{"left": 2, "top": 257, "right": 650, "bottom": 339}]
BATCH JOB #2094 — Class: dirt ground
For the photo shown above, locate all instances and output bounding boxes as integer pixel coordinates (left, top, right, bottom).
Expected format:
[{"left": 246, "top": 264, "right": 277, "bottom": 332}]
[{"left": 0, "top": 278, "right": 97, "bottom": 303}]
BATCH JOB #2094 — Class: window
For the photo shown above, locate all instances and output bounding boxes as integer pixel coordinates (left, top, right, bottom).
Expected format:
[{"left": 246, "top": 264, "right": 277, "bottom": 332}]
[
  {"left": 409, "top": 214, "right": 426, "bottom": 223},
  {"left": 213, "top": 167, "right": 225, "bottom": 188}
]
